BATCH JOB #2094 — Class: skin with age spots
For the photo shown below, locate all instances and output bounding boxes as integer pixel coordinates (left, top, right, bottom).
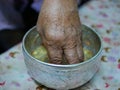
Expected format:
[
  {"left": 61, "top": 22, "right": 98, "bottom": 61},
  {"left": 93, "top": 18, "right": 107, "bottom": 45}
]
[{"left": 37, "top": 0, "right": 84, "bottom": 64}]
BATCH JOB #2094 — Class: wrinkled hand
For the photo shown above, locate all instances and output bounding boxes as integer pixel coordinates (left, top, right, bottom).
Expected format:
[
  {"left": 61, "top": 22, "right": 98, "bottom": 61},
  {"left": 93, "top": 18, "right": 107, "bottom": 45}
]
[{"left": 37, "top": 0, "right": 84, "bottom": 64}]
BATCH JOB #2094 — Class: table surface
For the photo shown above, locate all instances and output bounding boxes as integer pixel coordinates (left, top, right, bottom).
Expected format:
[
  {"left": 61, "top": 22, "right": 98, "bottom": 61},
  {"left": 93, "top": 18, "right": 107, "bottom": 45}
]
[{"left": 0, "top": 0, "right": 120, "bottom": 90}]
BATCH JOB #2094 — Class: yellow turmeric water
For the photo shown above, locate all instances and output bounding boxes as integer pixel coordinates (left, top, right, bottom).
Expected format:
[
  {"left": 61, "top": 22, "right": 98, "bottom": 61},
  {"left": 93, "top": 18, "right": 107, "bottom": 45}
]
[{"left": 31, "top": 45, "right": 93, "bottom": 64}]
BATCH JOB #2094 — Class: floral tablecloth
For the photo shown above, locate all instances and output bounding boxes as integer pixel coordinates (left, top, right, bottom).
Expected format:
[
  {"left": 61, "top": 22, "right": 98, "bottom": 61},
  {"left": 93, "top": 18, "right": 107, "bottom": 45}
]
[{"left": 0, "top": 0, "right": 120, "bottom": 90}]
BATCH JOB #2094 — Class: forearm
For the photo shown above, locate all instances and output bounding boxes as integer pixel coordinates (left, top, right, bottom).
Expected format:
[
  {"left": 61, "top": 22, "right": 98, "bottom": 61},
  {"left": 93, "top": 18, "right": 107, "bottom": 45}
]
[{"left": 42, "top": 0, "right": 78, "bottom": 12}]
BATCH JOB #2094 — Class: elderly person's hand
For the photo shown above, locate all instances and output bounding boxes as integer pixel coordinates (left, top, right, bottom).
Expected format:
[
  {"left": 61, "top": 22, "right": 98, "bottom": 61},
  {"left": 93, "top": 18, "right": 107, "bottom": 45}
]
[{"left": 37, "top": 0, "right": 84, "bottom": 64}]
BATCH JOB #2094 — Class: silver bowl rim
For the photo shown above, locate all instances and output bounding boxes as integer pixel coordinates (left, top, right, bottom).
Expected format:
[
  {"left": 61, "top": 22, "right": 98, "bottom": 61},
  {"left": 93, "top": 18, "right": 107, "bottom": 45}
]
[{"left": 22, "top": 24, "right": 103, "bottom": 68}]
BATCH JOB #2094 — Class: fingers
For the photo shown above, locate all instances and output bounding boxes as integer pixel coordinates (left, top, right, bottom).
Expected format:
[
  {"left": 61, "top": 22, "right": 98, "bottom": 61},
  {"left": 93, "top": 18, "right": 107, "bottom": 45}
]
[
  {"left": 64, "top": 36, "right": 84, "bottom": 64},
  {"left": 63, "top": 37, "right": 79, "bottom": 64},
  {"left": 77, "top": 35, "right": 84, "bottom": 62},
  {"left": 64, "top": 47, "right": 80, "bottom": 64},
  {"left": 76, "top": 43, "right": 84, "bottom": 62},
  {"left": 45, "top": 45, "right": 63, "bottom": 64}
]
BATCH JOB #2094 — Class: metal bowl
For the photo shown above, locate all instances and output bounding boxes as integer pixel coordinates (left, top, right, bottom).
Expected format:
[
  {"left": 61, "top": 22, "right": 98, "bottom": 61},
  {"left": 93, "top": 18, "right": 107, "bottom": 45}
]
[{"left": 22, "top": 25, "right": 102, "bottom": 89}]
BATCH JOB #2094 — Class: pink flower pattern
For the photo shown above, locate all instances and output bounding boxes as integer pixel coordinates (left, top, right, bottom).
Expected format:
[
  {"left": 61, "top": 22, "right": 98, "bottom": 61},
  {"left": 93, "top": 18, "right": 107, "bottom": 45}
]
[{"left": 0, "top": 0, "right": 120, "bottom": 89}]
